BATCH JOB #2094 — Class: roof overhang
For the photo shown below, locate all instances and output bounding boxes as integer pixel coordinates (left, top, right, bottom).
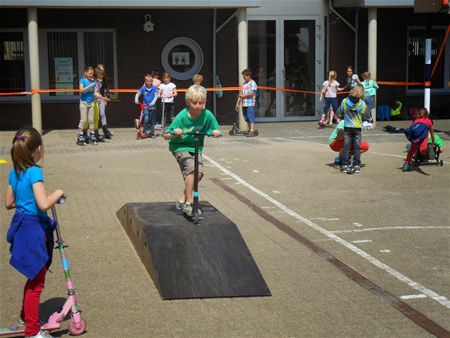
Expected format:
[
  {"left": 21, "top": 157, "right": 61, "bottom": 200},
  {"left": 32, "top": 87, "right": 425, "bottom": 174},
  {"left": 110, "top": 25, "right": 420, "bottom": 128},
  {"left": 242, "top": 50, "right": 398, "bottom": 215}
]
[
  {"left": 0, "top": 0, "right": 261, "bottom": 8},
  {"left": 332, "top": 0, "right": 413, "bottom": 7}
]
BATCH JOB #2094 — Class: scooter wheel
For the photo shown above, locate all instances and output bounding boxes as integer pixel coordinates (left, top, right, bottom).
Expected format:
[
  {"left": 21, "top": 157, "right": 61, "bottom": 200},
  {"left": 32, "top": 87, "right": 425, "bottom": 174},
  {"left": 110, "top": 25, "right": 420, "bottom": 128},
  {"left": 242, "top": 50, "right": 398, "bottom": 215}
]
[
  {"left": 69, "top": 317, "right": 86, "bottom": 336},
  {"left": 440, "top": 160, "right": 443, "bottom": 166},
  {"left": 229, "top": 129, "right": 235, "bottom": 135}
]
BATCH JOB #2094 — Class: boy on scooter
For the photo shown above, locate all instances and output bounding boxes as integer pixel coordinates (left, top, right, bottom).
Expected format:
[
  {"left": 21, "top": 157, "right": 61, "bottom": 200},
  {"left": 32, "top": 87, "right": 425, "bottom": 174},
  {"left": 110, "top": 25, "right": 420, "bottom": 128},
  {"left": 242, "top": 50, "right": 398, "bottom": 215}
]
[{"left": 163, "top": 85, "right": 221, "bottom": 217}]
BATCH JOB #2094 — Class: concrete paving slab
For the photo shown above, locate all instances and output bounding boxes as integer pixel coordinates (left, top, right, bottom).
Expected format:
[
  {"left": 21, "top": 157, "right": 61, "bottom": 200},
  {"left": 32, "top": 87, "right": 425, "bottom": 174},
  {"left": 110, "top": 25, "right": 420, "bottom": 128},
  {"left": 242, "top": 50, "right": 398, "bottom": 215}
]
[{"left": 1, "top": 121, "right": 449, "bottom": 337}]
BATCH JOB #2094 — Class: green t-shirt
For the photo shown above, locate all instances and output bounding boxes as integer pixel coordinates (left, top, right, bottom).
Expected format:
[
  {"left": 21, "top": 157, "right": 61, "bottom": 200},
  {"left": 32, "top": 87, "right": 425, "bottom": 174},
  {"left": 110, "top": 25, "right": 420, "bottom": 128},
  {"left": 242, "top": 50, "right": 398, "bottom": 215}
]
[
  {"left": 328, "top": 120, "right": 345, "bottom": 144},
  {"left": 429, "top": 133, "right": 444, "bottom": 149},
  {"left": 165, "top": 107, "right": 220, "bottom": 153}
]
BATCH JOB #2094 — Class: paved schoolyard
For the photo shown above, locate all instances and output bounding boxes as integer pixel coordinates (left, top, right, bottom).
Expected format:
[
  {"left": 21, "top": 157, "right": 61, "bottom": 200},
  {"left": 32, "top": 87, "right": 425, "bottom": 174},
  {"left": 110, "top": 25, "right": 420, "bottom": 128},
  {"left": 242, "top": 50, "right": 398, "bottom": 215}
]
[{"left": 1, "top": 120, "right": 449, "bottom": 338}]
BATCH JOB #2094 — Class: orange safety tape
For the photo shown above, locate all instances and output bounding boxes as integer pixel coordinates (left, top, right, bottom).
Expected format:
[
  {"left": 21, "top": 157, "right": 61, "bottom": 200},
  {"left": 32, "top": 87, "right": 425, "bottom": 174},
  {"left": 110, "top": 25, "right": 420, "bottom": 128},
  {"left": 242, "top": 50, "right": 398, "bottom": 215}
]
[
  {"left": 0, "top": 81, "right": 427, "bottom": 97},
  {"left": 377, "top": 81, "right": 423, "bottom": 86},
  {"left": 431, "top": 24, "right": 450, "bottom": 78}
]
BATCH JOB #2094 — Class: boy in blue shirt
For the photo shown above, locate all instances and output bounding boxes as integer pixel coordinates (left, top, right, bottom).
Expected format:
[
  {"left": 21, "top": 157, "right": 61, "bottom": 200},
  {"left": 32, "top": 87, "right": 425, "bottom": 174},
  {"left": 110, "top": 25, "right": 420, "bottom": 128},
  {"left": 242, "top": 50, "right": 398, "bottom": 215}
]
[{"left": 135, "top": 74, "right": 158, "bottom": 137}]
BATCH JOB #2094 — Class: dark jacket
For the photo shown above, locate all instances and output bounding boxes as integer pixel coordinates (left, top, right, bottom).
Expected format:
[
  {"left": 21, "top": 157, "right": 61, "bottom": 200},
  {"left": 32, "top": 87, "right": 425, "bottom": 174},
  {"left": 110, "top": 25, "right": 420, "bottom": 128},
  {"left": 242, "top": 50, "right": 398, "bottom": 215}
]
[{"left": 7, "top": 211, "right": 56, "bottom": 280}]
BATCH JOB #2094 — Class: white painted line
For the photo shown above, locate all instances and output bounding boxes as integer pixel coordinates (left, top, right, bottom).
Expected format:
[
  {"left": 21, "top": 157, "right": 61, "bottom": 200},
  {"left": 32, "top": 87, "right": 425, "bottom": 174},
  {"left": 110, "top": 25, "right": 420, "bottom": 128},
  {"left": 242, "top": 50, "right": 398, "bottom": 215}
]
[
  {"left": 272, "top": 190, "right": 281, "bottom": 194},
  {"left": 400, "top": 294, "right": 427, "bottom": 300},
  {"left": 380, "top": 250, "right": 391, "bottom": 253},
  {"left": 203, "top": 154, "right": 450, "bottom": 309},
  {"left": 352, "top": 240, "right": 373, "bottom": 243},
  {"left": 330, "top": 226, "right": 450, "bottom": 234},
  {"left": 252, "top": 169, "right": 260, "bottom": 173},
  {"left": 219, "top": 177, "right": 234, "bottom": 180},
  {"left": 310, "top": 217, "right": 340, "bottom": 221},
  {"left": 353, "top": 222, "right": 364, "bottom": 227}
]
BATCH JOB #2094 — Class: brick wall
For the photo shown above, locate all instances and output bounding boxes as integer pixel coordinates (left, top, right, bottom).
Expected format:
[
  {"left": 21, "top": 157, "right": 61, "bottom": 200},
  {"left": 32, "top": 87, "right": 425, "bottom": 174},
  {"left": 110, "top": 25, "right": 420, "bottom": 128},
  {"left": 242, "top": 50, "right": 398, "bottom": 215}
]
[{"left": 0, "top": 8, "right": 238, "bottom": 130}]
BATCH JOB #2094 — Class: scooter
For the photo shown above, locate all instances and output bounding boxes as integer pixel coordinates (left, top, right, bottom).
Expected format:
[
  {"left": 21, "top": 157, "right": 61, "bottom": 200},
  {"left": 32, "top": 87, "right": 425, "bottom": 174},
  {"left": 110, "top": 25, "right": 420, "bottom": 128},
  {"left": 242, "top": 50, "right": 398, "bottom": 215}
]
[
  {"left": 0, "top": 199, "right": 86, "bottom": 337},
  {"left": 182, "top": 130, "right": 219, "bottom": 224}
]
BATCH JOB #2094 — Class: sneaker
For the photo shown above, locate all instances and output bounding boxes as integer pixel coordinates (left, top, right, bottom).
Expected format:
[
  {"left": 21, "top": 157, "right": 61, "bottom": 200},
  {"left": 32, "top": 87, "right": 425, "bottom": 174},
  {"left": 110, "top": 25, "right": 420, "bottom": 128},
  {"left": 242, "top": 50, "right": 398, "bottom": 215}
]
[
  {"left": 183, "top": 202, "right": 193, "bottom": 217},
  {"left": 17, "top": 318, "right": 25, "bottom": 327},
  {"left": 94, "top": 131, "right": 105, "bottom": 142},
  {"left": 76, "top": 134, "right": 86, "bottom": 146},
  {"left": 340, "top": 164, "right": 348, "bottom": 173},
  {"left": 402, "top": 162, "right": 410, "bottom": 172},
  {"left": 334, "top": 156, "right": 341, "bottom": 166},
  {"left": 89, "top": 133, "right": 98, "bottom": 145},
  {"left": 175, "top": 199, "right": 185, "bottom": 210},
  {"left": 182, "top": 202, "right": 202, "bottom": 216},
  {"left": 247, "top": 130, "right": 258, "bottom": 137},
  {"left": 29, "top": 330, "right": 54, "bottom": 338},
  {"left": 353, "top": 165, "right": 361, "bottom": 173}
]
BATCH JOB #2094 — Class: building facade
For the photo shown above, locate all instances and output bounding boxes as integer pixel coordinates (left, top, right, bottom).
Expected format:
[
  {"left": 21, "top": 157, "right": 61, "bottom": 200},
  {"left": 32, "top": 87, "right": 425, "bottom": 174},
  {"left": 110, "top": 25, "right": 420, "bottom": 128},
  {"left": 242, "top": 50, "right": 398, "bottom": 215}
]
[{"left": 0, "top": 0, "right": 448, "bottom": 130}]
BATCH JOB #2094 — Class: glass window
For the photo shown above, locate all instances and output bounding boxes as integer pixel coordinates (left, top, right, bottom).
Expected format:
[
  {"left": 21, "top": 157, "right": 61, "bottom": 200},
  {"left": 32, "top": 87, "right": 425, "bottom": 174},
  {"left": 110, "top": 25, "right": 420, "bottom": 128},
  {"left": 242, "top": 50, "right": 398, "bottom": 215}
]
[
  {"left": 0, "top": 32, "right": 25, "bottom": 96},
  {"left": 407, "top": 27, "right": 448, "bottom": 91},
  {"left": 283, "top": 20, "right": 316, "bottom": 117},
  {"left": 47, "top": 32, "right": 78, "bottom": 96},
  {"left": 248, "top": 20, "right": 276, "bottom": 118},
  {"left": 84, "top": 32, "right": 115, "bottom": 96}
]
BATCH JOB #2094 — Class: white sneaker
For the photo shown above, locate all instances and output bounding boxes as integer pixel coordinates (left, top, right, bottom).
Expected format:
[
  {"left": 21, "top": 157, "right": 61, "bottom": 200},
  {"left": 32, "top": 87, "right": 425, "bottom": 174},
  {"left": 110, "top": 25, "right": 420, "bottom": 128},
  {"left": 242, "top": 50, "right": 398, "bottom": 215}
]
[
  {"left": 29, "top": 330, "right": 54, "bottom": 338},
  {"left": 175, "top": 199, "right": 185, "bottom": 210}
]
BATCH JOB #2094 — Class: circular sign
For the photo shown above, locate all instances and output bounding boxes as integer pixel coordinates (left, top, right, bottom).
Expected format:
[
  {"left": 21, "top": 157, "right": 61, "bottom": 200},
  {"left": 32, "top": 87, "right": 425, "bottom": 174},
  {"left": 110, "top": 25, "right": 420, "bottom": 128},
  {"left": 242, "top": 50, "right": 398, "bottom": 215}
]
[{"left": 161, "top": 37, "right": 204, "bottom": 81}]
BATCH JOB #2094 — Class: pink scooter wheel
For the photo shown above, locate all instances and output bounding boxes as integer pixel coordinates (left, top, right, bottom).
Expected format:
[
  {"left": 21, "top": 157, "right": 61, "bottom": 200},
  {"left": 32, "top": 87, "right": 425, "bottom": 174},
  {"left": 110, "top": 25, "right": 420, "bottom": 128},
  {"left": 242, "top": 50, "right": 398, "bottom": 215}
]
[{"left": 69, "top": 317, "right": 86, "bottom": 336}]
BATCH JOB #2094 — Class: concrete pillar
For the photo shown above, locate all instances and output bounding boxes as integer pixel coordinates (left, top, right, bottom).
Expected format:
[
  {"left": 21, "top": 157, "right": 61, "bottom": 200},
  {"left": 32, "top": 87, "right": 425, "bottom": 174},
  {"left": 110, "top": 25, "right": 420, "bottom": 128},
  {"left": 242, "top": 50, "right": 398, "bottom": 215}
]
[
  {"left": 368, "top": 7, "right": 377, "bottom": 125},
  {"left": 237, "top": 8, "right": 248, "bottom": 130},
  {"left": 28, "top": 8, "right": 42, "bottom": 132}
]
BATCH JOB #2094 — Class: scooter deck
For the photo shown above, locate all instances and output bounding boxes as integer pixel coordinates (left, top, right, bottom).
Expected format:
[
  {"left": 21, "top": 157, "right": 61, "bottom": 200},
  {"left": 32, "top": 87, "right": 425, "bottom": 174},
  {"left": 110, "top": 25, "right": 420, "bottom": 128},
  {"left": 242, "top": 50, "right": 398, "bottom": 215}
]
[{"left": 0, "top": 326, "right": 25, "bottom": 336}]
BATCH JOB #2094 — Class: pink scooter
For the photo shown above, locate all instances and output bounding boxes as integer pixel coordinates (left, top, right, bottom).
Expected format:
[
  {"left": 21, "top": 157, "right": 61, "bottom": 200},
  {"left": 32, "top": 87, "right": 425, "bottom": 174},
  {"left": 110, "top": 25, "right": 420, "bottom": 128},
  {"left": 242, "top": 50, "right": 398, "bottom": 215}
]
[{"left": 0, "top": 199, "right": 86, "bottom": 336}]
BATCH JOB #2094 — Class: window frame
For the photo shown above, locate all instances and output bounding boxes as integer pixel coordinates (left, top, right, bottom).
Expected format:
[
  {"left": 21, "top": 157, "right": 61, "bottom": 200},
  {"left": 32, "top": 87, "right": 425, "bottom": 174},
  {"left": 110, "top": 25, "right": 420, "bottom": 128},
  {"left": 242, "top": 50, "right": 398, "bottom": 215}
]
[
  {"left": 40, "top": 28, "right": 118, "bottom": 102},
  {"left": 406, "top": 25, "right": 450, "bottom": 96},
  {"left": 0, "top": 28, "right": 118, "bottom": 103},
  {"left": 0, "top": 29, "right": 30, "bottom": 103}
]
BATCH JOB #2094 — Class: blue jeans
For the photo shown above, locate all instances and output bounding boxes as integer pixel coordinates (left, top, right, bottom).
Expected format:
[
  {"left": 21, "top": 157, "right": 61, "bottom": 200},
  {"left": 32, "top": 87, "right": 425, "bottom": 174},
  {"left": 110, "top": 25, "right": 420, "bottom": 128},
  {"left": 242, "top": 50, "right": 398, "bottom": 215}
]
[
  {"left": 343, "top": 127, "right": 362, "bottom": 166},
  {"left": 363, "top": 96, "right": 374, "bottom": 121},
  {"left": 143, "top": 107, "right": 156, "bottom": 134},
  {"left": 242, "top": 106, "right": 255, "bottom": 123}
]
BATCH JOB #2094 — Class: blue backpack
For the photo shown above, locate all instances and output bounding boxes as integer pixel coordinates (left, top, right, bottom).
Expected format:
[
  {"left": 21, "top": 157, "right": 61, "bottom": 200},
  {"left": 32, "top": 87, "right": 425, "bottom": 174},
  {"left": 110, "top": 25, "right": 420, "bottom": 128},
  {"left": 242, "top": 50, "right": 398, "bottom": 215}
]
[{"left": 404, "top": 122, "right": 428, "bottom": 143}]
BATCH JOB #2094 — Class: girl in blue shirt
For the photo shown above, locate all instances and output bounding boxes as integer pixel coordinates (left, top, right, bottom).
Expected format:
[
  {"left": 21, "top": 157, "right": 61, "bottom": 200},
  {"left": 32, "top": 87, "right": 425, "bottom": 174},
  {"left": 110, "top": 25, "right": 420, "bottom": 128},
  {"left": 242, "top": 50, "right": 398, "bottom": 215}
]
[{"left": 5, "top": 126, "right": 65, "bottom": 338}]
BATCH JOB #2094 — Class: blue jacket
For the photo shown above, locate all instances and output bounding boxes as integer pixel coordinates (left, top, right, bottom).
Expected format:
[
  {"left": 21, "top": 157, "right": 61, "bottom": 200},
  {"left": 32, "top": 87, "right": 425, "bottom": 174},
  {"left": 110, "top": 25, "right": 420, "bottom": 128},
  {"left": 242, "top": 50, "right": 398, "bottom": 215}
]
[{"left": 6, "top": 211, "right": 56, "bottom": 280}]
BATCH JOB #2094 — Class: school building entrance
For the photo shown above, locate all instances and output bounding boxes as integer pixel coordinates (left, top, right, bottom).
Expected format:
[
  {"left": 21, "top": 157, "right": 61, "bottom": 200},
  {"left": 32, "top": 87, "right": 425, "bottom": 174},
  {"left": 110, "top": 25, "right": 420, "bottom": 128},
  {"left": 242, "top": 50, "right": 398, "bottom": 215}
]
[{"left": 249, "top": 18, "right": 324, "bottom": 122}]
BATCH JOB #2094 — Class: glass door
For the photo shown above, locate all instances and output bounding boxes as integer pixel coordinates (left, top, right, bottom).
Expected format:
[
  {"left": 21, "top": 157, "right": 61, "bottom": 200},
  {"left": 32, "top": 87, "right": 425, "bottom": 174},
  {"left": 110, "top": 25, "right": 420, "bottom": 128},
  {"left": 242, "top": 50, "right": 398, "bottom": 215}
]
[
  {"left": 248, "top": 20, "right": 277, "bottom": 120},
  {"left": 249, "top": 17, "right": 322, "bottom": 121},
  {"left": 282, "top": 20, "right": 316, "bottom": 119}
]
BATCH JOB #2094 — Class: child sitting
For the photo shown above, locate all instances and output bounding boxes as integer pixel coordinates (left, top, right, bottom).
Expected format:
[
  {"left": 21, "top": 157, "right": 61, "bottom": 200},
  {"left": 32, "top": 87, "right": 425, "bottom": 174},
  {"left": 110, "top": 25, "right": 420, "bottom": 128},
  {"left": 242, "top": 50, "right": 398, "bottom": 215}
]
[
  {"left": 403, "top": 107, "right": 435, "bottom": 171},
  {"left": 163, "top": 85, "right": 221, "bottom": 217}
]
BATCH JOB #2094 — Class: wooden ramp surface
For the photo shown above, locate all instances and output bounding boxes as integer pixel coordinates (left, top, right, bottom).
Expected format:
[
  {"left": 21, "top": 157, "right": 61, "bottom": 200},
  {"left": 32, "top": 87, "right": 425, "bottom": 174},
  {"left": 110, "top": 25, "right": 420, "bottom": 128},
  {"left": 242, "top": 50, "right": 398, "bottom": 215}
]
[{"left": 116, "top": 202, "right": 271, "bottom": 300}]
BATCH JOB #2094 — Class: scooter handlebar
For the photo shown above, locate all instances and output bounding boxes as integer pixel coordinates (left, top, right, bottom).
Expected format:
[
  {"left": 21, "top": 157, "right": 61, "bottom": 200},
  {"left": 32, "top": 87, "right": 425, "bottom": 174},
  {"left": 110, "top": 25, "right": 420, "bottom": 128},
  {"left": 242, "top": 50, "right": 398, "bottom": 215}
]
[{"left": 166, "top": 130, "right": 221, "bottom": 137}]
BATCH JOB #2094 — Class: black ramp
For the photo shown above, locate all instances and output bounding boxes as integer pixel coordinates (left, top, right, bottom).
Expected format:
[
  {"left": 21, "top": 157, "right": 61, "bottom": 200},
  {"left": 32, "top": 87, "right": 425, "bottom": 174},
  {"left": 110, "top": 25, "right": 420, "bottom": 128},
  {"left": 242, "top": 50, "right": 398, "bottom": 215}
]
[{"left": 116, "top": 202, "right": 271, "bottom": 300}]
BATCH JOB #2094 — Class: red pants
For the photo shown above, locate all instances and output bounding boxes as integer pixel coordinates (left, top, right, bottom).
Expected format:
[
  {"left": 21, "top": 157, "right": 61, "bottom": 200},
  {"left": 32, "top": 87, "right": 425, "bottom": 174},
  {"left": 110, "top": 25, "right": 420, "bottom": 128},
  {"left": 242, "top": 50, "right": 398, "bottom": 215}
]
[
  {"left": 21, "top": 266, "right": 46, "bottom": 337},
  {"left": 329, "top": 139, "right": 369, "bottom": 153},
  {"left": 405, "top": 136, "right": 429, "bottom": 163}
]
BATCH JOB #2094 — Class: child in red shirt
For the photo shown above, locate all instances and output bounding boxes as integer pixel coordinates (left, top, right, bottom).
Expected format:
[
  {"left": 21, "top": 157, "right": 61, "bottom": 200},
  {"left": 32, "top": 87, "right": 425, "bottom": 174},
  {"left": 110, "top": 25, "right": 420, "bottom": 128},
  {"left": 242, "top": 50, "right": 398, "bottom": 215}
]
[{"left": 403, "top": 107, "right": 435, "bottom": 172}]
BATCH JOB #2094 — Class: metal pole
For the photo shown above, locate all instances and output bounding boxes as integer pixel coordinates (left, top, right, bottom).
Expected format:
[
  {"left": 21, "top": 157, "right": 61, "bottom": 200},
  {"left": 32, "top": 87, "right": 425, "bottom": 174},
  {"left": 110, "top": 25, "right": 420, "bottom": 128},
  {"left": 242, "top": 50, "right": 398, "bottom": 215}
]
[
  {"left": 237, "top": 8, "right": 248, "bottom": 131},
  {"left": 368, "top": 7, "right": 377, "bottom": 125},
  {"left": 28, "top": 8, "right": 42, "bottom": 132},
  {"left": 424, "top": 15, "right": 432, "bottom": 113},
  {"left": 213, "top": 9, "right": 217, "bottom": 115}
]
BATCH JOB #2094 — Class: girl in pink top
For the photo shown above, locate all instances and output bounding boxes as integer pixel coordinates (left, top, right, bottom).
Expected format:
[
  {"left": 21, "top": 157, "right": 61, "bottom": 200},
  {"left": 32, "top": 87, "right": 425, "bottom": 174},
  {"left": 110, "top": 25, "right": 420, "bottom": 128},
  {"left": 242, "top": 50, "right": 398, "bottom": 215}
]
[{"left": 319, "top": 70, "right": 340, "bottom": 127}]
